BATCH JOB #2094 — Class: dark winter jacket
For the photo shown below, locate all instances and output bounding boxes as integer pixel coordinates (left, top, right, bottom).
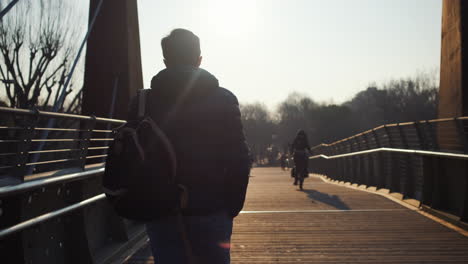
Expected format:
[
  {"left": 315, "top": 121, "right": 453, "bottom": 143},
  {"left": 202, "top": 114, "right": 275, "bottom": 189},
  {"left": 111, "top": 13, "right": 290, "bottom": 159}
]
[
  {"left": 128, "top": 66, "right": 250, "bottom": 217},
  {"left": 291, "top": 134, "right": 311, "bottom": 153}
]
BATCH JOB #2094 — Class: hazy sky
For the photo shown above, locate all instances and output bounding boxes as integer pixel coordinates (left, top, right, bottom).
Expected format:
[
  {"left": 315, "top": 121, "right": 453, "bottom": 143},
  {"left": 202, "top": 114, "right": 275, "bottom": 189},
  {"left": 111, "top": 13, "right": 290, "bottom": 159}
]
[{"left": 138, "top": 0, "right": 442, "bottom": 108}]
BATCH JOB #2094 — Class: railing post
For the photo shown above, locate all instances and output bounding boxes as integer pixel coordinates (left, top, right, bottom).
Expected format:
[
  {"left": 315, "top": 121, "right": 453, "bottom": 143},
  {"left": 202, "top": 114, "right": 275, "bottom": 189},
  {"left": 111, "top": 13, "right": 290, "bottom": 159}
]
[
  {"left": 332, "top": 144, "right": 338, "bottom": 180},
  {"left": 408, "top": 122, "right": 427, "bottom": 199},
  {"left": 419, "top": 121, "right": 435, "bottom": 205},
  {"left": 362, "top": 133, "right": 372, "bottom": 186},
  {"left": 454, "top": 117, "right": 468, "bottom": 221},
  {"left": 330, "top": 145, "right": 338, "bottom": 179},
  {"left": 339, "top": 143, "right": 346, "bottom": 181},
  {"left": 77, "top": 116, "right": 96, "bottom": 170},
  {"left": 393, "top": 124, "right": 408, "bottom": 193},
  {"left": 382, "top": 125, "right": 393, "bottom": 190},
  {"left": 372, "top": 129, "right": 381, "bottom": 148},
  {"left": 383, "top": 125, "right": 394, "bottom": 148},
  {"left": 426, "top": 121, "right": 439, "bottom": 151},
  {"left": 13, "top": 109, "right": 40, "bottom": 179},
  {"left": 372, "top": 129, "right": 384, "bottom": 188},
  {"left": 345, "top": 141, "right": 352, "bottom": 183},
  {"left": 349, "top": 137, "right": 356, "bottom": 183},
  {"left": 362, "top": 133, "right": 371, "bottom": 149},
  {"left": 423, "top": 155, "right": 437, "bottom": 206},
  {"left": 414, "top": 121, "right": 428, "bottom": 150},
  {"left": 323, "top": 145, "right": 329, "bottom": 176},
  {"left": 462, "top": 183, "right": 468, "bottom": 222},
  {"left": 353, "top": 136, "right": 363, "bottom": 184},
  {"left": 396, "top": 123, "right": 409, "bottom": 149},
  {"left": 454, "top": 117, "right": 468, "bottom": 153}
]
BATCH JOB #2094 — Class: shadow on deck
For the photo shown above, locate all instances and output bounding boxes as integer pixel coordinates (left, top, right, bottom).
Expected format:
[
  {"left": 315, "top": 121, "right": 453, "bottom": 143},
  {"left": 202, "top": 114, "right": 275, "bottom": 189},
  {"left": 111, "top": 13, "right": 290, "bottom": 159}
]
[{"left": 300, "top": 189, "right": 350, "bottom": 210}]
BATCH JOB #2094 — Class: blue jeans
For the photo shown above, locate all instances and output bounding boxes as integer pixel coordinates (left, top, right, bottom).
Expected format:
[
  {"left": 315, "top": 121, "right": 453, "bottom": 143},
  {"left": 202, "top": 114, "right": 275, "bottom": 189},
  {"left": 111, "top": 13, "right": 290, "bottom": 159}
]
[{"left": 145, "top": 212, "right": 233, "bottom": 264}]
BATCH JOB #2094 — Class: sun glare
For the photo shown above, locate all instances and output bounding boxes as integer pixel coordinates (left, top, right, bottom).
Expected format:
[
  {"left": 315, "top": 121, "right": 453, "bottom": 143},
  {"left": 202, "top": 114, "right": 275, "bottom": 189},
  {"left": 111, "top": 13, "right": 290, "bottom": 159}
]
[{"left": 199, "top": 0, "right": 259, "bottom": 38}]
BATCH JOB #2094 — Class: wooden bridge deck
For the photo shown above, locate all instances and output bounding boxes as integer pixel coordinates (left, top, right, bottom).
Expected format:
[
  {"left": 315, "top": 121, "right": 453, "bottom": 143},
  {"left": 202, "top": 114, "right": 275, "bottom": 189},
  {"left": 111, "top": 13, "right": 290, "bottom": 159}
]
[{"left": 125, "top": 167, "right": 468, "bottom": 263}]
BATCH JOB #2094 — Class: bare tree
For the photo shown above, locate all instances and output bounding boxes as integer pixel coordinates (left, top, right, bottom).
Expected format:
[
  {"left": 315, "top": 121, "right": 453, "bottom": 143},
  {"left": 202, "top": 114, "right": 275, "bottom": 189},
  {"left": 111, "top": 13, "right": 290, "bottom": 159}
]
[
  {"left": 240, "top": 103, "right": 276, "bottom": 163},
  {"left": 0, "top": 0, "right": 86, "bottom": 112},
  {"left": 276, "top": 93, "right": 318, "bottom": 147},
  {"left": 272, "top": 70, "right": 438, "bottom": 149}
]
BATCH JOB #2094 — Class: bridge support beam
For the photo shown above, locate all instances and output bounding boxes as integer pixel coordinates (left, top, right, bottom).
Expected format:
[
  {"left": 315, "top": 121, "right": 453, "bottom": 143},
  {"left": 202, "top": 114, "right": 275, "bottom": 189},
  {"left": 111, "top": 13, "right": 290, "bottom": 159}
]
[
  {"left": 79, "top": 1, "right": 145, "bottom": 262},
  {"left": 438, "top": 0, "right": 468, "bottom": 222},
  {"left": 438, "top": 0, "right": 468, "bottom": 117},
  {"left": 82, "top": 0, "right": 143, "bottom": 119}
]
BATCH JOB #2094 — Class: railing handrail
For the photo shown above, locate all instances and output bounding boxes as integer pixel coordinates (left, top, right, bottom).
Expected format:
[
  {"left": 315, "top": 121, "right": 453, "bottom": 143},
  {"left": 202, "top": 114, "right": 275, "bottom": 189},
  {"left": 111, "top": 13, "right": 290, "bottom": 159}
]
[
  {"left": 309, "top": 147, "right": 468, "bottom": 160},
  {"left": 311, "top": 116, "right": 468, "bottom": 149},
  {"left": 0, "top": 167, "right": 104, "bottom": 196},
  {"left": 0, "top": 193, "right": 106, "bottom": 239},
  {"left": 308, "top": 117, "right": 468, "bottom": 222},
  {"left": 0, "top": 168, "right": 106, "bottom": 239},
  {"left": 0, "top": 106, "right": 125, "bottom": 178},
  {"left": 0, "top": 106, "right": 126, "bottom": 124}
]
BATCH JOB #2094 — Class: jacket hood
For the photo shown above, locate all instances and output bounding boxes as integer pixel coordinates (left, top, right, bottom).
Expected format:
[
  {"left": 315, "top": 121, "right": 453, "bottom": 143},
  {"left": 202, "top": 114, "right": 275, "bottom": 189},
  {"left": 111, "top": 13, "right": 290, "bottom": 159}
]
[
  {"left": 150, "top": 66, "right": 219, "bottom": 99},
  {"left": 147, "top": 67, "right": 220, "bottom": 126}
]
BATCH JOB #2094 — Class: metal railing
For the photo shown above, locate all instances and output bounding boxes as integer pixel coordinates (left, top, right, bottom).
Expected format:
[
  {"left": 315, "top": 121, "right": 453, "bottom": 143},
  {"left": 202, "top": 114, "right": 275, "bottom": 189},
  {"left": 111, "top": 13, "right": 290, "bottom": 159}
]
[
  {"left": 0, "top": 107, "right": 146, "bottom": 264},
  {"left": 0, "top": 106, "right": 125, "bottom": 182},
  {"left": 309, "top": 117, "right": 468, "bottom": 222},
  {"left": 311, "top": 147, "right": 468, "bottom": 160},
  {"left": 0, "top": 189, "right": 106, "bottom": 239}
]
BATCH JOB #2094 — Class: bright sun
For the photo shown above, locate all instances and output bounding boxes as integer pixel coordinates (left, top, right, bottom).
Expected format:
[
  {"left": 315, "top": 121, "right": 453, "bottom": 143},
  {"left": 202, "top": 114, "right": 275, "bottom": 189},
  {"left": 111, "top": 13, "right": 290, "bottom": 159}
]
[{"left": 199, "top": 0, "right": 258, "bottom": 38}]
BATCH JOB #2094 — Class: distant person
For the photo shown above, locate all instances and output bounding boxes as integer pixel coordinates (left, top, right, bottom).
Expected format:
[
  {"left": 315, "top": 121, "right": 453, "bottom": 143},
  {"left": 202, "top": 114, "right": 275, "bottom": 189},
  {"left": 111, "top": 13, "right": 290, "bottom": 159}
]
[
  {"left": 128, "top": 29, "right": 251, "bottom": 264},
  {"left": 285, "top": 154, "right": 291, "bottom": 170},
  {"left": 291, "top": 130, "right": 311, "bottom": 189},
  {"left": 280, "top": 153, "right": 287, "bottom": 170}
]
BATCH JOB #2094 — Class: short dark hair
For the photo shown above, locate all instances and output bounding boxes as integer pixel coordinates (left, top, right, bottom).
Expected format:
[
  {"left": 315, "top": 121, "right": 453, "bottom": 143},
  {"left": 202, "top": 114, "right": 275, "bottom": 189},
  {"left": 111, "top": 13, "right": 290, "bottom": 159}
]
[{"left": 161, "top": 29, "right": 201, "bottom": 66}]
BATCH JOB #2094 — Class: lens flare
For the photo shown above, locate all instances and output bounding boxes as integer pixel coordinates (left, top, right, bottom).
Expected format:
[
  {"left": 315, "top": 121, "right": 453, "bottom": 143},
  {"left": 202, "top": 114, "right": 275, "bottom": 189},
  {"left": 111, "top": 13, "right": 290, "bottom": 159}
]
[{"left": 218, "top": 242, "right": 231, "bottom": 249}]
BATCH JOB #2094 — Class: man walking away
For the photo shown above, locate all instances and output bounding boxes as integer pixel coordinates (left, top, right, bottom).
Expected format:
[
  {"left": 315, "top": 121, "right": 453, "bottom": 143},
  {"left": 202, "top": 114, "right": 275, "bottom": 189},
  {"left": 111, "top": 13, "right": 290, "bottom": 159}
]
[{"left": 128, "top": 29, "right": 251, "bottom": 264}]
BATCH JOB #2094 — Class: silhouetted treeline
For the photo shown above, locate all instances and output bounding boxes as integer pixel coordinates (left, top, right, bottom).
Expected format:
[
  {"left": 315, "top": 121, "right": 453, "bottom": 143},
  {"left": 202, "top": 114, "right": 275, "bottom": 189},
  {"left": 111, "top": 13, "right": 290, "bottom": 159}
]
[{"left": 241, "top": 72, "right": 438, "bottom": 163}]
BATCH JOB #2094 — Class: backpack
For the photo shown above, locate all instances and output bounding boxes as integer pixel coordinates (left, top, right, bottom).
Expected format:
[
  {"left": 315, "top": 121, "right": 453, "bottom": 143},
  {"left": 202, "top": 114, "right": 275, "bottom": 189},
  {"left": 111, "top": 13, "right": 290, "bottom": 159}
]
[{"left": 103, "top": 89, "right": 186, "bottom": 221}]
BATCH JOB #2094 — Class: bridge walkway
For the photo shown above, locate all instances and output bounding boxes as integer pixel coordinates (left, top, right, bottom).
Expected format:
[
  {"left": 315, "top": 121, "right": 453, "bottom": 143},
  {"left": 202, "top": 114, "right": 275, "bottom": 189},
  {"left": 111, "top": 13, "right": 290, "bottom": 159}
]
[{"left": 125, "top": 167, "right": 468, "bottom": 263}]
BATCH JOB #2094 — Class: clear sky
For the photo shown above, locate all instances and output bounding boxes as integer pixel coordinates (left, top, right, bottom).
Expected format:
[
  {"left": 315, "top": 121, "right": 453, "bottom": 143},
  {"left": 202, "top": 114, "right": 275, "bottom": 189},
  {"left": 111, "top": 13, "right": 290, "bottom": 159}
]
[{"left": 138, "top": 0, "right": 442, "bottom": 108}]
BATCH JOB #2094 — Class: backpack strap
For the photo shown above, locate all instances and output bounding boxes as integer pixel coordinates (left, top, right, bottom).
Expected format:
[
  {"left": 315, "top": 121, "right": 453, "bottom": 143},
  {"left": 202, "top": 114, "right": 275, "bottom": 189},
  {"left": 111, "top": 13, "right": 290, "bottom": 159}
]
[
  {"left": 135, "top": 88, "right": 194, "bottom": 263},
  {"left": 137, "top": 89, "right": 150, "bottom": 119}
]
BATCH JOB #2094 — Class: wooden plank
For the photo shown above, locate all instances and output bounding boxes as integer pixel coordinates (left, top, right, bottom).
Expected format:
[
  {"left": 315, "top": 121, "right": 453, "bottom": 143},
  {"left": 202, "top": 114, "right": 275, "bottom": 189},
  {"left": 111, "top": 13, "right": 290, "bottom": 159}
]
[{"left": 126, "top": 167, "right": 468, "bottom": 263}]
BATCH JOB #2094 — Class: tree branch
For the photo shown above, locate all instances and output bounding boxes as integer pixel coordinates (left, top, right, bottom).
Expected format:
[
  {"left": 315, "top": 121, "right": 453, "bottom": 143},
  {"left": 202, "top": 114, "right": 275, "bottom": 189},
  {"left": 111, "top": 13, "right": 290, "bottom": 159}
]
[
  {"left": 27, "top": 44, "right": 37, "bottom": 83},
  {"left": 66, "top": 89, "right": 82, "bottom": 114},
  {"left": 41, "top": 80, "right": 55, "bottom": 109},
  {"left": 53, "top": 66, "right": 68, "bottom": 107},
  {"left": 12, "top": 27, "right": 26, "bottom": 90},
  {"left": 58, "top": 83, "right": 73, "bottom": 112},
  {"left": 0, "top": 63, "right": 15, "bottom": 106},
  {"left": 38, "top": 60, "right": 65, "bottom": 91}
]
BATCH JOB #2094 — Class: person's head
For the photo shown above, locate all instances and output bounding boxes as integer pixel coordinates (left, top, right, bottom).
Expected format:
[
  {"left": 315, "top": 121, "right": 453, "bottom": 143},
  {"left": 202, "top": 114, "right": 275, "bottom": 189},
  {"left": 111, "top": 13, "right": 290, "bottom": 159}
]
[
  {"left": 296, "top": 129, "right": 306, "bottom": 138},
  {"left": 161, "top": 28, "right": 202, "bottom": 68}
]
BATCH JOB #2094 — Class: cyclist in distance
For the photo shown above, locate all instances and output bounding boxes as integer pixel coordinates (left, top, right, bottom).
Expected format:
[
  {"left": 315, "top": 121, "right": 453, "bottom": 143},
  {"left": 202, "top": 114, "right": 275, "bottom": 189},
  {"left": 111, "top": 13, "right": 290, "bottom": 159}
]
[{"left": 291, "top": 130, "right": 311, "bottom": 190}]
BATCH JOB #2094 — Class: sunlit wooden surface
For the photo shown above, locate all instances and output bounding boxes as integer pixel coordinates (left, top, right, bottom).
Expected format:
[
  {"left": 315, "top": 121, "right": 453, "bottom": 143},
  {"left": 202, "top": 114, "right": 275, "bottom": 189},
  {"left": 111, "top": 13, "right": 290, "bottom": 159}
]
[{"left": 126, "top": 167, "right": 468, "bottom": 263}]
